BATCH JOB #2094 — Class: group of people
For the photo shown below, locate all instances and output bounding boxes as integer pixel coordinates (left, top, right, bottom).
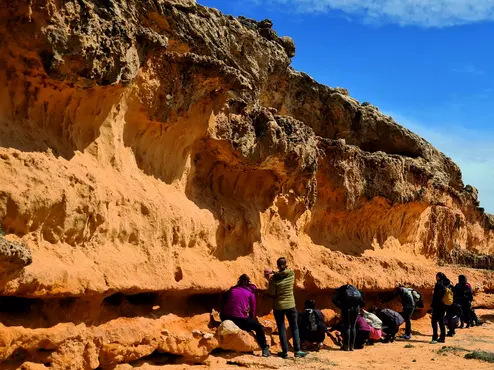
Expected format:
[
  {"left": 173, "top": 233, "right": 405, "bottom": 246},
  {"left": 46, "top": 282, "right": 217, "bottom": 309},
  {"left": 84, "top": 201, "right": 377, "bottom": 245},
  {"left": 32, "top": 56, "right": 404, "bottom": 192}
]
[
  {"left": 220, "top": 257, "right": 482, "bottom": 358},
  {"left": 431, "top": 272, "right": 482, "bottom": 342}
]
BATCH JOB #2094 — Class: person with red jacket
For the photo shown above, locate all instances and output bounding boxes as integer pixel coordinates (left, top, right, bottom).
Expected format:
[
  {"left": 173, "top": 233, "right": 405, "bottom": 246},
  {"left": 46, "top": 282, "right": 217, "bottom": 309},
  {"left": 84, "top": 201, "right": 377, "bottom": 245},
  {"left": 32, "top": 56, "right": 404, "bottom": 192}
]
[{"left": 221, "top": 274, "right": 270, "bottom": 357}]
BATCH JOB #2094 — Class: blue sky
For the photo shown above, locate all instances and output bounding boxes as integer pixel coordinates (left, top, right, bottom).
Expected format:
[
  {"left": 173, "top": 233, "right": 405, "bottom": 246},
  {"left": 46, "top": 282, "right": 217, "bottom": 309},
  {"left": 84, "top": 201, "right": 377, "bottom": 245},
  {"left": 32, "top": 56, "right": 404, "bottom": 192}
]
[{"left": 201, "top": 0, "right": 494, "bottom": 213}]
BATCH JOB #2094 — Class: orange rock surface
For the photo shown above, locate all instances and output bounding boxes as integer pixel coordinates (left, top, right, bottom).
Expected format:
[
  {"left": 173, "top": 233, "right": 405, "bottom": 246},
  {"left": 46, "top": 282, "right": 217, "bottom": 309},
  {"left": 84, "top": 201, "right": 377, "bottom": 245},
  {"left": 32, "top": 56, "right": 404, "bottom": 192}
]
[{"left": 0, "top": 0, "right": 493, "bottom": 368}]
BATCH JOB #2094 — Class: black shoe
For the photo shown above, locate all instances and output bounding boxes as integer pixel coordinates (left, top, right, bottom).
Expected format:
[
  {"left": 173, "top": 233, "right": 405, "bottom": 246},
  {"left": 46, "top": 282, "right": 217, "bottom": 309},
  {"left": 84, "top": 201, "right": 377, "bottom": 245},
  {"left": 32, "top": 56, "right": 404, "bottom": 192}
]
[
  {"left": 341, "top": 345, "right": 351, "bottom": 351},
  {"left": 446, "top": 332, "right": 454, "bottom": 337},
  {"left": 295, "top": 351, "right": 308, "bottom": 358},
  {"left": 278, "top": 352, "right": 288, "bottom": 359},
  {"left": 438, "top": 338, "right": 446, "bottom": 343},
  {"left": 262, "top": 346, "right": 271, "bottom": 357}
]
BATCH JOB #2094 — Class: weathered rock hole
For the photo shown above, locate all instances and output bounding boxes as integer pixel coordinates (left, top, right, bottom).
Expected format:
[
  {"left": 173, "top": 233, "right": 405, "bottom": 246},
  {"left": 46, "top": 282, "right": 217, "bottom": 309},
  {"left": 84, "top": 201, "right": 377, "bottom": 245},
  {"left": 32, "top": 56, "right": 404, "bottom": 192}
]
[
  {"left": 129, "top": 350, "right": 184, "bottom": 366},
  {"left": 103, "top": 292, "right": 159, "bottom": 306},
  {"left": 174, "top": 266, "right": 183, "bottom": 282},
  {"left": 103, "top": 292, "right": 125, "bottom": 306},
  {"left": 0, "top": 296, "right": 40, "bottom": 313}
]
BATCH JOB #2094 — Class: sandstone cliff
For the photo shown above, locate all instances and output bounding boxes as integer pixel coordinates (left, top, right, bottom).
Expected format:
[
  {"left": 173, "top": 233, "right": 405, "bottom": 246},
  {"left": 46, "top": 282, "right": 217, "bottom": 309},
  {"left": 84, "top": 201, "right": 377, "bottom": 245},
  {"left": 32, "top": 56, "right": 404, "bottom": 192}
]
[{"left": 0, "top": 0, "right": 493, "bottom": 368}]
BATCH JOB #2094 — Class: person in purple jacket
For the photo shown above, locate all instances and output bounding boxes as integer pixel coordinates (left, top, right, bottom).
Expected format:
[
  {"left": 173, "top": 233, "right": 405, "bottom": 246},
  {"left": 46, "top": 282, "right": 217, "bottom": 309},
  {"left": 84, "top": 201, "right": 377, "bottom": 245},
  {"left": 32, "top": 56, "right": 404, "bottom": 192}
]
[{"left": 220, "top": 274, "right": 270, "bottom": 357}]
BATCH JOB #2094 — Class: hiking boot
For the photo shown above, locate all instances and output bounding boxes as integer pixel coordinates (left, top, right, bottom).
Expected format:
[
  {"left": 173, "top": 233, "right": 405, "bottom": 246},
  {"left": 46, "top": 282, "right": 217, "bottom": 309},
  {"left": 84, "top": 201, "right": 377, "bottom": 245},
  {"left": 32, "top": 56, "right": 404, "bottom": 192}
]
[
  {"left": 400, "top": 334, "right": 411, "bottom": 340},
  {"left": 341, "top": 345, "right": 351, "bottom": 351},
  {"left": 262, "top": 346, "right": 270, "bottom": 357},
  {"left": 430, "top": 339, "right": 438, "bottom": 344},
  {"left": 294, "top": 351, "right": 308, "bottom": 358},
  {"left": 278, "top": 352, "right": 288, "bottom": 359},
  {"left": 438, "top": 338, "right": 446, "bottom": 343},
  {"left": 315, "top": 343, "right": 322, "bottom": 351}
]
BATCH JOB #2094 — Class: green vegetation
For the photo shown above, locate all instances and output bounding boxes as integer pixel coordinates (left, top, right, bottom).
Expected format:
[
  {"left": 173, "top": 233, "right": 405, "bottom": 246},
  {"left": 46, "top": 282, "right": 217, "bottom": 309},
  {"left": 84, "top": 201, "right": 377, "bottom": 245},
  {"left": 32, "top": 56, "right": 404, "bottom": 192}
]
[
  {"left": 464, "top": 351, "right": 494, "bottom": 363},
  {"left": 436, "top": 346, "right": 469, "bottom": 355}
]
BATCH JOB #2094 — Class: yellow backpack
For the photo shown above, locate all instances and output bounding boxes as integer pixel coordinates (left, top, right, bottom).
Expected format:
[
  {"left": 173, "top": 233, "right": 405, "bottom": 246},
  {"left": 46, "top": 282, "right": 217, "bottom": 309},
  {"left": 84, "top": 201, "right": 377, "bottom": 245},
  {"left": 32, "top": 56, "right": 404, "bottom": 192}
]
[{"left": 442, "top": 286, "right": 454, "bottom": 306}]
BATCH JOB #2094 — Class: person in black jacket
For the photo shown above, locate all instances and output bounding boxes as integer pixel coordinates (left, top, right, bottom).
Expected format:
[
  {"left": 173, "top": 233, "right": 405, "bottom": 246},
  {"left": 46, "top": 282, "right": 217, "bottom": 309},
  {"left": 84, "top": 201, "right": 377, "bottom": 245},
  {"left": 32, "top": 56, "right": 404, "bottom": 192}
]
[
  {"left": 431, "top": 272, "right": 452, "bottom": 343},
  {"left": 298, "top": 300, "right": 328, "bottom": 350},
  {"left": 454, "top": 275, "right": 473, "bottom": 328},
  {"left": 332, "top": 284, "right": 365, "bottom": 351}
]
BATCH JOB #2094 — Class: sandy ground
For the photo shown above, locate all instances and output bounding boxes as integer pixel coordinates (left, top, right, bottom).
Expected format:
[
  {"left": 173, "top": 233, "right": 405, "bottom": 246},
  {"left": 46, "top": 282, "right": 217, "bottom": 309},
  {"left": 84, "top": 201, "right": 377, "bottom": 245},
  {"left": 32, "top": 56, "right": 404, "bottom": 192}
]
[{"left": 133, "top": 309, "right": 494, "bottom": 370}]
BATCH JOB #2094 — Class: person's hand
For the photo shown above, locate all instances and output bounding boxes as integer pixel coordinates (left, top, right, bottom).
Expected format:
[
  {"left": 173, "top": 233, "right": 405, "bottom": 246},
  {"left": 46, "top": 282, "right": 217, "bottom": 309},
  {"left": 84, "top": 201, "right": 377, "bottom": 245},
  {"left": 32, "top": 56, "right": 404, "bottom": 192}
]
[{"left": 264, "top": 268, "right": 273, "bottom": 279}]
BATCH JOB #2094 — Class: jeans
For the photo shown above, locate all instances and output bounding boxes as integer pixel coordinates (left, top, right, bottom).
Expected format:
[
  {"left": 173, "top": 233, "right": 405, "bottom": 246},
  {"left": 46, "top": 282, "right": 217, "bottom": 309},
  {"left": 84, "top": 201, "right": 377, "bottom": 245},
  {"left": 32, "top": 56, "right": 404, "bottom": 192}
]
[
  {"left": 220, "top": 315, "right": 267, "bottom": 349},
  {"left": 402, "top": 306, "right": 415, "bottom": 336},
  {"left": 274, "top": 308, "right": 300, "bottom": 353},
  {"left": 341, "top": 306, "right": 360, "bottom": 350},
  {"left": 431, "top": 305, "right": 447, "bottom": 340}
]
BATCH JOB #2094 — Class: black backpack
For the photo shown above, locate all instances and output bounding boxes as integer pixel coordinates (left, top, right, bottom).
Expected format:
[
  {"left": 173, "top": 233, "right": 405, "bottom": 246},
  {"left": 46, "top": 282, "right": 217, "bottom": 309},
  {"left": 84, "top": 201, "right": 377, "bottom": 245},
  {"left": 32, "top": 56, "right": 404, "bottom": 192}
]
[
  {"left": 333, "top": 284, "right": 362, "bottom": 309},
  {"left": 304, "top": 309, "right": 319, "bottom": 332}
]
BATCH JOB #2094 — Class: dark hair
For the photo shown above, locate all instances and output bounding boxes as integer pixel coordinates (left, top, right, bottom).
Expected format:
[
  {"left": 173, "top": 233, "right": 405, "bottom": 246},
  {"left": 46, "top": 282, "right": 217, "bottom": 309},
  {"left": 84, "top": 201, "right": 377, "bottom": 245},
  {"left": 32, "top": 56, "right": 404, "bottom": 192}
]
[
  {"left": 436, "top": 272, "right": 447, "bottom": 281},
  {"left": 277, "top": 257, "right": 287, "bottom": 267},
  {"left": 459, "top": 274, "right": 467, "bottom": 282},
  {"left": 237, "top": 274, "right": 250, "bottom": 286},
  {"left": 304, "top": 299, "right": 316, "bottom": 309}
]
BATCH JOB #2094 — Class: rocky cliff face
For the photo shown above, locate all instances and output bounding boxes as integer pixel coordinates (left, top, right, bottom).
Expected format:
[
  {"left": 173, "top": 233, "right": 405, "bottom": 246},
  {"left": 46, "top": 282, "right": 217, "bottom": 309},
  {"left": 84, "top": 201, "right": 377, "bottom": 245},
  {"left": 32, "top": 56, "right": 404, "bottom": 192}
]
[{"left": 0, "top": 0, "right": 493, "bottom": 368}]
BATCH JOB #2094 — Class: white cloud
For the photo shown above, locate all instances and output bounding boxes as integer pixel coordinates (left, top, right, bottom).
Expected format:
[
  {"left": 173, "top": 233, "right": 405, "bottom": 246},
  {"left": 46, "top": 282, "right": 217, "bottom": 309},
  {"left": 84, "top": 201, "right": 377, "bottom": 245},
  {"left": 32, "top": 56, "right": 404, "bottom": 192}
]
[
  {"left": 386, "top": 112, "right": 494, "bottom": 213},
  {"left": 452, "top": 65, "right": 485, "bottom": 75},
  {"left": 255, "top": 0, "right": 494, "bottom": 27}
]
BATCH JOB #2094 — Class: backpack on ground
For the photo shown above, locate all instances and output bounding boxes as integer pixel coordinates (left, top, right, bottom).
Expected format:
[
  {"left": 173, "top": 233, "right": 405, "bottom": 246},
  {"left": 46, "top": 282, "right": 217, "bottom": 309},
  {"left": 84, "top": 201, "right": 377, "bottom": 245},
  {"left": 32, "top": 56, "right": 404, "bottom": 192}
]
[{"left": 442, "top": 286, "right": 454, "bottom": 306}]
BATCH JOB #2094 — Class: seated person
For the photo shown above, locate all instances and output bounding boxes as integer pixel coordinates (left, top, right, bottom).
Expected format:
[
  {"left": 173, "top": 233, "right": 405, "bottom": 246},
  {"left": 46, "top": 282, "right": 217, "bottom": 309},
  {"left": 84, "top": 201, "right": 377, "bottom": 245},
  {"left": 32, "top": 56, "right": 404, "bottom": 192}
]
[
  {"left": 221, "top": 274, "right": 270, "bottom": 357},
  {"left": 298, "top": 300, "right": 328, "bottom": 351}
]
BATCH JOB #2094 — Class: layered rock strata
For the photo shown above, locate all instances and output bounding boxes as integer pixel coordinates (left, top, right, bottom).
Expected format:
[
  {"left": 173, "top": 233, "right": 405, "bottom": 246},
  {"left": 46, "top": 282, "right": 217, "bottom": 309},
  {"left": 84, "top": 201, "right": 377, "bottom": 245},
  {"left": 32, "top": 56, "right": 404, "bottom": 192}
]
[{"left": 0, "top": 0, "right": 493, "bottom": 368}]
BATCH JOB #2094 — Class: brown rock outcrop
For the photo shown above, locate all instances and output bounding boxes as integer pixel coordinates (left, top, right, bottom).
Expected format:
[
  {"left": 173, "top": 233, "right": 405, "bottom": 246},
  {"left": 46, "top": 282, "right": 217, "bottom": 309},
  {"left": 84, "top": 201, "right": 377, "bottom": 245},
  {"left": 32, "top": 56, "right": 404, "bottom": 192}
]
[
  {"left": 217, "top": 320, "right": 260, "bottom": 353},
  {"left": 0, "top": 0, "right": 493, "bottom": 368}
]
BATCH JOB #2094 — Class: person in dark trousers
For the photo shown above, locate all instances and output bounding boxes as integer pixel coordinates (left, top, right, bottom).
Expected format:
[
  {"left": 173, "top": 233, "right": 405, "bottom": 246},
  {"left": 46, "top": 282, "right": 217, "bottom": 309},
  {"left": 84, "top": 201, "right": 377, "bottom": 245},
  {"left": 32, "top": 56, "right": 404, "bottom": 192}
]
[
  {"left": 266, "top": 257, "right": 308, "bottom": 359},
  {"left": 431, "top": 272, "right": 453, "bottom": 344},
  {"left": 373, "top": 308, "right": 405, "bottom": 343},
  {"left": 445, "top": 302, "right": 462, "bottom": 337},
  {"left": 221, "top": 274, "right": 270, "bottom": 357},
  {"left": 383, "top": 286, "right": 415, "bottom": 340},
  {"left": 298, "top": 300, "right": 328, "bottom": 351},
  {"left": 332, "top": 284, "right": 365, "bottom": 351},
  {"left": 454, "top": 275, "right": 473, "bottom": 329}
]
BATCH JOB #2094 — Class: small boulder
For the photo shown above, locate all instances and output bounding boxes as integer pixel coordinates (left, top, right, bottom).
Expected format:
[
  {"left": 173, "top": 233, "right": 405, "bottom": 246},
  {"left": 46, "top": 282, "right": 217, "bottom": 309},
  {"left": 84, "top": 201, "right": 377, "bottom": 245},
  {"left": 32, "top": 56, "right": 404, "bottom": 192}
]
[
  {"left": 278, "top": 36, "right": 296, "bottom": 58},
  {"left": 217, "top": 320, "right": 260, "bottom": 352},
  {"left": 258, "top": 27, "right": 278, "bottom": 41},
  {"left": 258, "top": 19, "right": 273, "bottom": 29},
  {"left": 465, "top": 185, "right": 479, "bottom": 202},
  {"left": 0, "top": 237, "right": 32, "bottom": 270}
]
